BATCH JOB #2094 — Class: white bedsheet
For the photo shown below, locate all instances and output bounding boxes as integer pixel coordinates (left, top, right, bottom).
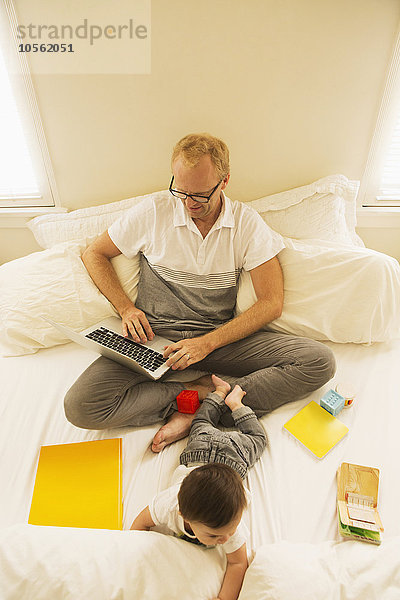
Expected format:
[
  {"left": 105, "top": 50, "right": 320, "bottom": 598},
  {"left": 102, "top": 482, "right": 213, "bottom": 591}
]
[{"left": 1, "top": 339, "right": 400, "bottom": 598}]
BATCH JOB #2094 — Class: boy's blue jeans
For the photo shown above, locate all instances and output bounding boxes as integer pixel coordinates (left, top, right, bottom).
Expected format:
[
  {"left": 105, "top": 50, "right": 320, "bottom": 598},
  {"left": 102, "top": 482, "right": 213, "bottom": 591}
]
[{"left": 179, "top": 392, "right": 267, "bottom": 479}]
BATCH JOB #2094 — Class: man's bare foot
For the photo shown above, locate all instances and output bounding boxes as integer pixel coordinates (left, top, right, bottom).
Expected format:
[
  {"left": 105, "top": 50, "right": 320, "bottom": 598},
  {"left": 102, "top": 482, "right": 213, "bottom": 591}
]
[
  {"left": 151, "top": 375, "right": 218, "bottom": 453},
  {"left": 211, "top": 374, "right": 231, "bottom": 399},
  {"left": 225, "top": 385, "right": 246, "bottom": 412},
  {"left": 151, "top": 411, "right": 195, "bottom": 453},
  {"left": 183, "top": 374, "right": 214, "bottom": 400}
]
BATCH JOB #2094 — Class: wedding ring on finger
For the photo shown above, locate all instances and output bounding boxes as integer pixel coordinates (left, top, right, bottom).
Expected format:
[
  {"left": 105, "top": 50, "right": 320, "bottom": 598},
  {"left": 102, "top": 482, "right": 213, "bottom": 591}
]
[{"left": 186, "top": 353, "right": 190, "bottom": 360}]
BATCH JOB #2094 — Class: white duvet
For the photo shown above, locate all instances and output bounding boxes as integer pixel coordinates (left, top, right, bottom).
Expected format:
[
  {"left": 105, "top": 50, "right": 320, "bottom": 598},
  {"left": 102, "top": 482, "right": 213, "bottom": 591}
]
[
  {"left": 1, "top": 339, "right": 400, "bottom": 599},
  {"left": 1, "top": 524, "right": 399, "bottom": 600}
]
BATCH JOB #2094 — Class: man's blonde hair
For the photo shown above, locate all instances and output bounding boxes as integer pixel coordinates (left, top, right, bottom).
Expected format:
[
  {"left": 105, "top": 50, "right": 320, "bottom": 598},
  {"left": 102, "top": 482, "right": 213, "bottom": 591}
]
[{"left": 171, "top": 133, "right": 230, "bottom": 180}]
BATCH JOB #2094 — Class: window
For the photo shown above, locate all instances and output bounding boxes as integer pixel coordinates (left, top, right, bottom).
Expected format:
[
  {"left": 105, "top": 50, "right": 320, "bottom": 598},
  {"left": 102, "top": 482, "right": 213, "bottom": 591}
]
[
  {"left": 377, "top": 108, "right": 400, "bottom": 203},
  {"left": 0, "top": 1, "right": 59, "bottom": 210},
  {"left": 361, "top": 25, "right": 400, "bottom": 208}
]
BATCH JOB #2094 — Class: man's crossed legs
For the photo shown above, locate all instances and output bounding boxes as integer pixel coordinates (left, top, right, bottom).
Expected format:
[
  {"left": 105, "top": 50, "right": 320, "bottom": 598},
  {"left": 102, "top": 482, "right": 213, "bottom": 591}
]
[{"left": 64, "top": 329, "right": 336, "bottom": 450}]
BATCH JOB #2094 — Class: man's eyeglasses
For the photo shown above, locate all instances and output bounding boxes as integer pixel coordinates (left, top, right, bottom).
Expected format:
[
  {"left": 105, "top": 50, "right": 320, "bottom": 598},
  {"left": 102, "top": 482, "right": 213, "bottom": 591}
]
[{"left": 169, "top": 176, "right": 222, "bottom": 204}]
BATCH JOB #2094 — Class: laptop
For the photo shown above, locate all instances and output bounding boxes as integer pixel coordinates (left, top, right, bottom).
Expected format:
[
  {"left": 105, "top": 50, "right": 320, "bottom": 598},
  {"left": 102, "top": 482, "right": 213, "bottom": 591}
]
[{"left": 43, "top": 316, "right": 172, "bottom": 380}]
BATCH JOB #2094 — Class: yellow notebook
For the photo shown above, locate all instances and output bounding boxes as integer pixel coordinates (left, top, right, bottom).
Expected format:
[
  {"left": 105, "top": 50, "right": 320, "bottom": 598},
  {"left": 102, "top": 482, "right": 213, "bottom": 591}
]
[
  {"left": 28, "top": 438, "right": 123, "bottom": 529},
  {"left": 284, "top": 401, "right": 348, "bottom": 459}
]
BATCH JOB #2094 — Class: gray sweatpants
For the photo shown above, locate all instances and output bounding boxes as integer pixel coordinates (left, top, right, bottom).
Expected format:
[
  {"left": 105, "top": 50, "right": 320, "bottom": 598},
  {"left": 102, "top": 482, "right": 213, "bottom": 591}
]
[
  {"left": 180, "top": 392, "right": 268, "bottom": 479},
  {"left": 64, "top": 327, "right": 336, "bottom": 430}
]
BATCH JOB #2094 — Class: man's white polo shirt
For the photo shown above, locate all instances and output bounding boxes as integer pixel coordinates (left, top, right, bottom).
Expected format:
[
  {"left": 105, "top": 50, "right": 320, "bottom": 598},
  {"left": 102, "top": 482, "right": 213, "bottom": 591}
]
[{"left": 108, "top": 190, "right": 284, "bottom": 333}]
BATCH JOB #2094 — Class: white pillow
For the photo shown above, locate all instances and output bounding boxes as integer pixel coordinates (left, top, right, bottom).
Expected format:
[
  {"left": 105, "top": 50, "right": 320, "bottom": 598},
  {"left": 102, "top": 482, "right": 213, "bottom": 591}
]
[
  {"left": 0, "top": 242, "right": 140, "bottom": 357},
  {"left": 2, "top": 235, "right": 399, "bottom": 357},
  {"left": 239, "top": 537, "right": 400, "bottom": 600},
  {"left": 236, "top": 238, "right": 400, "bottom": 344},
  {"left": 0, "top": 525, "right": 225, "bottom": 600},
  {"left": 247, "top": 174, "right": 363, "bottom": 246},
  {"left": 27, "top": 190, "right": 170, "bottom": 249},
  {"left": 27, "top": 176, "right": 360, "bottom": 250}
]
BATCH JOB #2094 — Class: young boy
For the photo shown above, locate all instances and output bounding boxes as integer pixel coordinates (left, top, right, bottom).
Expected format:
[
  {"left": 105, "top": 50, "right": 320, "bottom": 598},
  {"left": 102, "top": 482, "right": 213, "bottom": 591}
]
[{"left": 130, "top": 375, "right": 267, "bottom": 600}]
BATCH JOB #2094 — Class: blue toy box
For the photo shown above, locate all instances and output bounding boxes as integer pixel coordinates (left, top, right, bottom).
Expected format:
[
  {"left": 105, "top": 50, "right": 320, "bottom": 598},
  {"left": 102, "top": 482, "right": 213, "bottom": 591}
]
[{"left": 320, "top": 389, "right": 345, "bottom": 416}]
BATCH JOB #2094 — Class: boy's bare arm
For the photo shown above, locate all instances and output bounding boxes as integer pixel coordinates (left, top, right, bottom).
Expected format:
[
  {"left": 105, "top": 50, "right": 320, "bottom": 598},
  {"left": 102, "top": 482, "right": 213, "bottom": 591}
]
[
  {"left": 213, "top": 543, "right": 248, "bottom": 600},
  {"left": 130, "top": 506, "right": 156, "bottom": 531}
]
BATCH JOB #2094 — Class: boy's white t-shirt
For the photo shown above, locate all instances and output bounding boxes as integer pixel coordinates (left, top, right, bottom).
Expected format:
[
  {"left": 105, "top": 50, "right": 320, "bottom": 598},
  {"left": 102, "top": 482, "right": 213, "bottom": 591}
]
[{"left": 148, "top": 466, "right": 248, "bottom": 555}]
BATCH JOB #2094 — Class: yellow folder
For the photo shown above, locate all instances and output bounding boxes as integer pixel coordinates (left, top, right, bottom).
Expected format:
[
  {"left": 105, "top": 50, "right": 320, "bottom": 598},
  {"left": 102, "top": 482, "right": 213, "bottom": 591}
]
[
  {"left": 28, "top": 438, "right": 123, "bottom": 529},
  {"left": 284, "top": 401, "right": 348, "bottom": 459}
]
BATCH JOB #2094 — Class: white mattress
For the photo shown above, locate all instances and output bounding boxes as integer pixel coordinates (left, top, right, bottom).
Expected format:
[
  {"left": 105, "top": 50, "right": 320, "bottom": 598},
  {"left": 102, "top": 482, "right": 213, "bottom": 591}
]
[{"left": 1, "top": 339, "right": 400, "bottom": 598}]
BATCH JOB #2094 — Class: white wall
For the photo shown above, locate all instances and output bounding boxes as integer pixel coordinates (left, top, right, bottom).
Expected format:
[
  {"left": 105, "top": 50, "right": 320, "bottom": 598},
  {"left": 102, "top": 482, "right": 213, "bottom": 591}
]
[{"left": 1, "top": 0, "right": 400, "bottom": 263}]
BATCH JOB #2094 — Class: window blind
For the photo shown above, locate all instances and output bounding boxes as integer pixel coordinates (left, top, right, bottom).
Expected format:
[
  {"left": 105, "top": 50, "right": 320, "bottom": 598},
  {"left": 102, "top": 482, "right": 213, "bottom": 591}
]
[
  {"left": 361, "top": 24, "right": 400, "bottom": 208},
  {"left": 0, "top": 43, "right": 41, "bottom": 200},
  {"left": 377, "top": 109, "right": 400, "bottom": 201},
  {"left": 0, "top": 0, "right": 58, "bottom": 209}
]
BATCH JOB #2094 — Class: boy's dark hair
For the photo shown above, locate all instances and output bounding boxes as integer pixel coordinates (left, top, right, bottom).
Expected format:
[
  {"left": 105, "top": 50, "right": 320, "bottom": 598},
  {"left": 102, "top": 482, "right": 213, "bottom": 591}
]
[{"left": 178, "top": 464, "right": 247, "bottom": 528}]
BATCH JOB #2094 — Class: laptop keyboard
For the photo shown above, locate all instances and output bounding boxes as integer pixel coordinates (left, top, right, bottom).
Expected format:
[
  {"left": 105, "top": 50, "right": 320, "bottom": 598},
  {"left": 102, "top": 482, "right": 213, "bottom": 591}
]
[{"left": 86, "top": 327, "right": 167, "bottom": 372}]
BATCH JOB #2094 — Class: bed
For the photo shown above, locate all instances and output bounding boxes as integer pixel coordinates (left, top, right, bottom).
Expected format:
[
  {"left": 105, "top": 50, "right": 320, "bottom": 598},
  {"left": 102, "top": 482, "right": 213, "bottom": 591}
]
[{"left": 1, "top": 174, "right": 400, "bottom": 599}]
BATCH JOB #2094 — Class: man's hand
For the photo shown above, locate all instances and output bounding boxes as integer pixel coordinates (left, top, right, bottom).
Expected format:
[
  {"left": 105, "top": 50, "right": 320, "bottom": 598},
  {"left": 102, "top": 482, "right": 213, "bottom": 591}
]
[
  {"left": 120, "top": 305, "right": 154, "bottom": 343},
  {"left": 163, "top": 336, "right": 213, "bottom": 370}
]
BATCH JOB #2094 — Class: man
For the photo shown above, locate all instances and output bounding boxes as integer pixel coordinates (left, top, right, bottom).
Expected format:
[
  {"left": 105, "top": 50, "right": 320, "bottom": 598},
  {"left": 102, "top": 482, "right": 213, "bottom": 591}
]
[{"left": 64, "top": 133, "right": 336, "bottom": 451}]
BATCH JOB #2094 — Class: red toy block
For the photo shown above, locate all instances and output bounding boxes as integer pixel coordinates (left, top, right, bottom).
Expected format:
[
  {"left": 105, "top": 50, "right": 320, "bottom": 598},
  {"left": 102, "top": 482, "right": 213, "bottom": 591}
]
[{"left": 176, "top": 390, "right": 200, "bottom": 414}]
